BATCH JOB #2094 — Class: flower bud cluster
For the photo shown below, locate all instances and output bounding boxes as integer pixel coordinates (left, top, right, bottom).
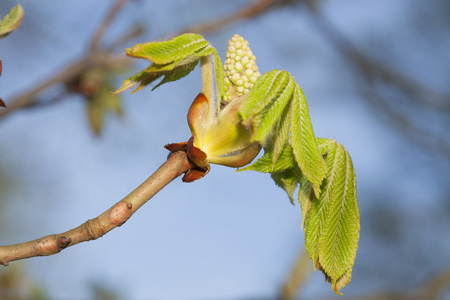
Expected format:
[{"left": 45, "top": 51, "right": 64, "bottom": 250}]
[{"left": 223, "top": 34, "right": 260, "bottom": 101}]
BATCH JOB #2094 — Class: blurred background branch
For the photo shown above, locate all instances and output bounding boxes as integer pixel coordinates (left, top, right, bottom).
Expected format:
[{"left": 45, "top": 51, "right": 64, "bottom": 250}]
[
  {"left": 178, "top": 0, "right": 302, "bottom": 36},
  {"left": 304, "top": 4, "right": 450, "bottom": 159},
  {"left": 0, "top": 0, "right": 139, "bottom": 132}
]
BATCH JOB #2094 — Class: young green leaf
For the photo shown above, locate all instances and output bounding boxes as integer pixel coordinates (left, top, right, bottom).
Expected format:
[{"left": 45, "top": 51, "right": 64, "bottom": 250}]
[
  {"left": 298, "top": 174, "right": 313, "bottom": 228},
  {"left": 271, "top": 102, "right": 291, "bottom": 165},
  {"left": 302, "top": 139, "right": 360, "bottom": 294},
  {"left": 0, "top": 4, "right": 24, "bottom": 39},
  {"left": 252, "top": 74, "right": 295, "bottom": 142},
  {"left": 113, "top": 66, "right": 163, "bottom": 95},
  {"left": 238, "top": 146, "right": 297, "bottom": 173},
  {"left": 238, "top": 70, "right": 287, "bottom": 121},
  {"left": 239, "top": 146, "right": 301, "bottom": 205},
  {"left": 114, "top": 54, "right": 200, "bottom": 94},
  {"left": 114, "top": 33, "right": 224, "bottom": 98},
  {"left": 290, "top": 83, "right": 326, "bottom": 197},
  {"left": 151, "top": 60, "right": 199, "bottom": 91},
  {"left": 271, "top": 168, "right": 302, "bottom": 205},
  {"left": 126, "top": 33, "right": 209, "bottom": 64},
  {"left": 238, "top": 71, "right": 326, "bottom": 197}
]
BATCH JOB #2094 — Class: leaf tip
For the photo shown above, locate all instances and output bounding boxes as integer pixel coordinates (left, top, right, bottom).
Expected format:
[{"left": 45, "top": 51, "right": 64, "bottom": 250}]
[
  {"left": 0, "top": 4, "right": 25, "bottom": 39},
  {"left": 112, "top": 88, "right": 124, "bottom": 95},
  {"left": 289, "top": 196, "right": 295, "bottom": 205}
]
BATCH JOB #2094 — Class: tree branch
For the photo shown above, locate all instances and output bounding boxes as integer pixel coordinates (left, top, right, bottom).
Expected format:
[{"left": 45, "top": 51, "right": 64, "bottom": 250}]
[
  {"left": 0, "top": 150, "right": 192, "bottom": 266},
  {"left": 178, "top": 0, "right": 298, "bottom": 36},
  {"left": 90, "top": 0, "right": 131, "bottom": 52}
]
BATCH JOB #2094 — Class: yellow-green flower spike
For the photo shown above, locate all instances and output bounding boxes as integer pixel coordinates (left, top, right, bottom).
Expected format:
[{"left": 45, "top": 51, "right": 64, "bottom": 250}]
[{"left": 223, "top": 34, "right": 261, "bottom": 101}]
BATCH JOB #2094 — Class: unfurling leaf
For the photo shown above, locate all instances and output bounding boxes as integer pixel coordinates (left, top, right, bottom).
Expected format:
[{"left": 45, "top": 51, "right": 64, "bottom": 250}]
[
  {"left": 114, "top": 33, "right": 224, "bottom": 97},
  {"left": 238, "top": 146, "right": 296, "bottom": 173},
  {"left": 238, "top": 70, "right": 326, "bottom": 197},
  {"left": 126, "top": 33, "right": 209, "bottom": 64},
  {"left": 239, "top": 147, "right": 301, "bottom": 205},
  {"left": 0, "top": 5, "right": 24, "bottom": 39},
  {"left": 290, "top": 83, "right": 327, "bottom": 198},
  {"left": 151, "top": 60, "right": 198, "bottom": 91},
  {"left": 302, "top": 138, "right": 359, "bottom": 294},
  {"left": 271, "top": 169, "right": 302, "bottom": 205}
]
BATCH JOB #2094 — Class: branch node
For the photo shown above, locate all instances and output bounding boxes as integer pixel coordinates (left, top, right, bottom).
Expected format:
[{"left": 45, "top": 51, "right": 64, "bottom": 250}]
[
  {"left": 56, "top": 236, "right": 72, "bottom": 249},
  {"left": 34, "top": 235, "right": 61, "bottom": 256},
  {"left": 85, "top": 218, "right": 104, "bottom": 240},
  {"left": 110, "top": 201, "right": 133, "bottom": 226}
]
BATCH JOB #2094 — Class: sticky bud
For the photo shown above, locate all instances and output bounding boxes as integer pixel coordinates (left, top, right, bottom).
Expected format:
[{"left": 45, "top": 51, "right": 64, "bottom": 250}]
[{"left": 187, "top": 93, "right": 261, "bottom": 172}]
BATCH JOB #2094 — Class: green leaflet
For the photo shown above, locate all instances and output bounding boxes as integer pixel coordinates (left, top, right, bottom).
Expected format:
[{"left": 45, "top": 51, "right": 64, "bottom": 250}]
[
  {"left": 239, "top": 146, "right": 301, "bottom": 205},
  {"left": 151, "top": 60, "right": 198, "bottom": 91},
  {"left": 290, "top": 83, "right": 327, "bottom": 197},
  {"left": 114, "top": 33, "right": 225, "bottom": 100},
  {"left": 271, "top": 169, "right": 302, "bottom": 205},
  {"left": 271, "top": 101, "right": 291, "bottom": 165},
  {"left": 114, "top": 66, "right": 163, "bottom": 94},
  {"left": 303, "top": 138, "right": 360, "bottom": 294},
  {"left": 238, "top": 70, "right": 326, "bottom": 197},
  {"left": 238, "top": 70, "right": 286, "bottom": 121},
  {"left": 238, "top": 146, "right": 297, "bottom": 173},
  {"left": 252, "top": 74, "right": 295, "bottom": 142},
  {"left": 0, "top": 4, "right": 24, "bottom": 39},
  {"left": 298, "top": 174, "right": 313, "bottom": 228},
  {"left": 126, "top": 33, "right": 209, "bottom": 64}
]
